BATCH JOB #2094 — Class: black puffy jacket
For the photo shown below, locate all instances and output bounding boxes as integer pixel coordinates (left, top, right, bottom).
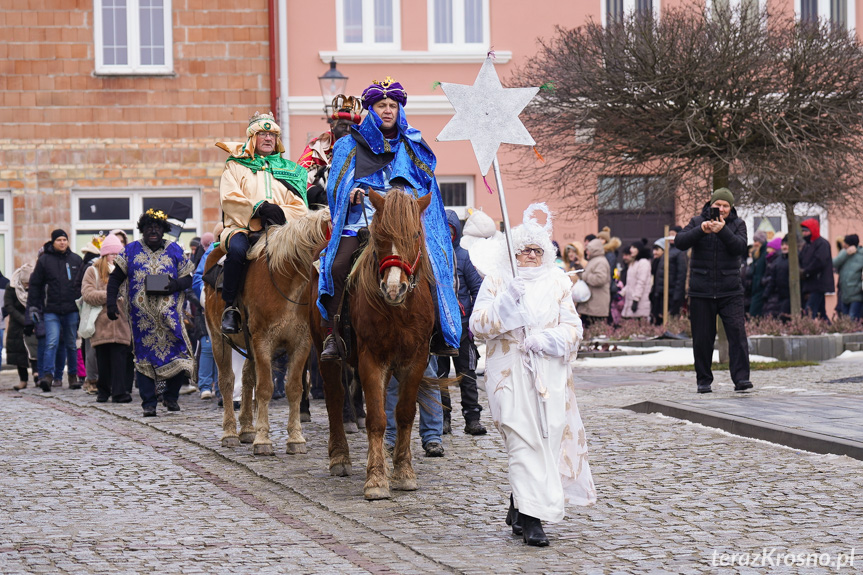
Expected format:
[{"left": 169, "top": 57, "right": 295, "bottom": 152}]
[
  {"left": 673, "top": 203, "right": 748, "bottom": 298},
  {"left": 28, "top": 241, "right": 83, "bottom": 315}
]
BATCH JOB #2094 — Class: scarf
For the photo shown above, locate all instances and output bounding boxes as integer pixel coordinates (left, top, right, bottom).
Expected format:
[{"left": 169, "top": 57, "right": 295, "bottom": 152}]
[
  {"left": 226, "top": 154, "right": 308, "bottom": 206},
  {"left": 11, "top": 264, "right": 33, "bottom": 307}
]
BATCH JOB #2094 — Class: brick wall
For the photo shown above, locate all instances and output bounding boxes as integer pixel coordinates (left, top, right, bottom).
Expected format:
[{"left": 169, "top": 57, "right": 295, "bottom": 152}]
[{"left": 0, "top": 1, "right": 277, "bottom": 268}]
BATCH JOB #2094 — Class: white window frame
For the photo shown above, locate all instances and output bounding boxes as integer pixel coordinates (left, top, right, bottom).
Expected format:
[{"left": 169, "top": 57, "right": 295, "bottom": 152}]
[
  {"left": 336, "top": 0, "right": 402, "bottom": 52},
  {"left": 0, "top": 191, "right": 13, "bottom": 276},
  {"left": 94, "top": 0, "right": 174, "bottom": 75},
  {"left": 427, "top": 0, "right": 489, "bottom": 52},
  {"left": 736, "top": 202, "right": 828, "bottom": 246},
  {"left": 71, "top": 188, "right": 201, "bottom": 250},
  {"left": 602, "top": 0, "right": 661, "bottom": 27},
  {"left": 706, "top": 0, "right": 768, "bottom": 17},
  {"left": 437, "top": 176, "right": 475, "bottom": 219},
  {"left": 794, "top": 0, "right": 855, "bottom": 30}
]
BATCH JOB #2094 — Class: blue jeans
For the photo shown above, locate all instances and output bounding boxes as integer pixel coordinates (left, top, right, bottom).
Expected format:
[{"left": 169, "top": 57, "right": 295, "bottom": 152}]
[
  {"left": 803, "top": 292, "right": 827, "bottom": 320},
  {"left": 385, "top": 356, "right": 442, "bottom": 448},
  {"left": 839, "top": 300, "right": 863, "bottom": 320},
  {"left": 197, "top": 336, "right": 216, "bottom": 392},
  {"left": 37, "top": 336, "right": 67, "bottom": 379},
  {"left": 43, "top": 312, "right": 78, "bottom": 379}
]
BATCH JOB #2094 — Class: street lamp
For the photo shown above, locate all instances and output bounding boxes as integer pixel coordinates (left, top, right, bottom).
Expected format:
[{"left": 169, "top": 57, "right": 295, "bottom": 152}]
[{"left": 318, "top": 58, "right": 348, "bottom": 118}]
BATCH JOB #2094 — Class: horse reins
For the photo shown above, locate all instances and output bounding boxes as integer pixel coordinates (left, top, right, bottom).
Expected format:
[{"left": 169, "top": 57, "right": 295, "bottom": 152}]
[{"left": 378, "top": 243, "right": 422, "bottom": 291}]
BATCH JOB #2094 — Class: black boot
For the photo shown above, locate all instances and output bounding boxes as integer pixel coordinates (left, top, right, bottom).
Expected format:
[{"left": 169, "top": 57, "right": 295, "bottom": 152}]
[
  {"left": 505, "top": 494, "right": 522, "bottom": 536},
  {"left": 320, "top": 332, "right": 341, "bottom": 362},
  {"left": 520, "top": 513, "right": 549, "bottom": 547},
  {"left": 429, "top": 330, "right": 458, "bottom": 357},
  {"left": 221, "top": 303, "right": 241, "bottom": 334}
]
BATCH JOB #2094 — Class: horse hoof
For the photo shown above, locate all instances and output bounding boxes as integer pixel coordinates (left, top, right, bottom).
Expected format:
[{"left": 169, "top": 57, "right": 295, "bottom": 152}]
[
  {"left": 300, "top": 412, "right": 311, "bottom": 423},
  {"left": 253, "top": 443, "right": 275, "bottom": 456},
  {"left": 285, "top": 442, "right": 307, "bottom": 455},
  {"left": 392, "top": 478, "right": 418, "bottom": 491},
  {"left": 364, "top": 486, "right": 391, "bottom": 500},
  {"left": 221, "top": 436, "right": 240, "bottom": 448},
  {"left": 239, "top": 432, "right": 255, "bottom": 444},
  {"left": 357, "top": 417, "right": 366, "bottom": 430},
  {"left": 344, "top": 421, "right": 359, "bottom": 434},
  {"left": 329, "top": 462, "right": 352, "bottom": 476}
]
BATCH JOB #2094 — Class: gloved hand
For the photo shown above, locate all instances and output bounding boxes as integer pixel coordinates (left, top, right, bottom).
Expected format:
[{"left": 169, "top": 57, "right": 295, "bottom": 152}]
[
  {"left": 523, "top": 334, "right": 545, "bottom": 356},
  {"left": 255, "top": 201, "right": 287, "bottom": 227},
  {"left": 631, "top": 300, "right": 639, "bottom": 313},
  {"left": 28, "top": 307, "right": 42, "bottom": 326},
  {"left": 23, "top": 323, "right": 34, "bottom": 337},
  {"left": 507, "top": 276, "right": 526, "bottom": 301},
  {"left": 107, "top": 303, "right": 119, "bottom": 321},
  {"left": 165, "top": 277, "right": 180, "bottom": 293}
]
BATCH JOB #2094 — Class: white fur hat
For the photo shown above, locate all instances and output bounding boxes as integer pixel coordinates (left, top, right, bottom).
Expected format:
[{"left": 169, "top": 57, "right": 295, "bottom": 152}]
[
  {"left": 467, "top": 203, "right": 556, "bottom": 278},
  {"left": 460, "top": 209, "right": 501, "bottom": 250}
]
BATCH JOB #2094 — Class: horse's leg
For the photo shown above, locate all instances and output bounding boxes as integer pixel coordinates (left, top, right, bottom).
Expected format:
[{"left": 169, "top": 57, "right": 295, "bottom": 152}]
[
  {"left": 359, "top": 352, "right": 391, "bottom": 500},
  {"left": 249, "top": 339, "right": 275, "bottom": 456},
  {"left": 319, "top": 357, "right": 352, "bottom": 475},
  {"left": 390, "top": 360, "right": 426, "bottom": 492},
  {"left": 284, "top": 333, "right": 309, "bottom": 454},
  {"left": 238, "top": 358, "right": 256, "bottom": 444},
  {"left": 213, "top": 334, "right": 240, "bottom": 447}
]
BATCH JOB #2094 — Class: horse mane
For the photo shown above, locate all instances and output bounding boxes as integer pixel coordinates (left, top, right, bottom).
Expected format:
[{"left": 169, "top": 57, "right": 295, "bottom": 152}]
[
  {"left": 353, "top": 191, "right": 434, "bottom": 313},
  {"left": 247, "top": 208, "right": 331, "bottom": 281}
]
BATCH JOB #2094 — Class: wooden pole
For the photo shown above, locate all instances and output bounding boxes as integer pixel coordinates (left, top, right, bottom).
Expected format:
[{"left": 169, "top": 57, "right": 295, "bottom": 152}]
[{"left": 662, "top": 224, "right": 669, "bottom": 328}]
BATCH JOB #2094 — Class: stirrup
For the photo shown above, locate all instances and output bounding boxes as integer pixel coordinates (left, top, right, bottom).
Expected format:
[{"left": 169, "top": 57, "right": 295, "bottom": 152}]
[
  {"left": 320, "top": 333, "right": 343, "bottom": 361},
  {"left": 221, "top": 305, "right": 241, "bottom": 334}
]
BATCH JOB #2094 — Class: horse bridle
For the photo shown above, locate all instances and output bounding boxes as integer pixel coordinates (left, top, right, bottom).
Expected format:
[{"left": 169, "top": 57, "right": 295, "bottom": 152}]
[{"left": 377, "top": 238, "right": 422, "bottom": 291}]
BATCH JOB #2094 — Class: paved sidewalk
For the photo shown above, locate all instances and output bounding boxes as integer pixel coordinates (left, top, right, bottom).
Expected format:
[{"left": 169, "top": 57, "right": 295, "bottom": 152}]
[{"left": 2, "top": 355, "right": 862, "bottom": 573}]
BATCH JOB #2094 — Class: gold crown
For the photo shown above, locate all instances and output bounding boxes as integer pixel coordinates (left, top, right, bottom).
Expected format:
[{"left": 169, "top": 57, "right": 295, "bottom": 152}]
[
  {"left": 145, "top": 208, "right": 168, "bottom": 221},
  {"left": 372, "top": 76, "right": 396, "bottom": 88},
  {"left": 331, "top": 95, "right": 362, "bottom": 115}
]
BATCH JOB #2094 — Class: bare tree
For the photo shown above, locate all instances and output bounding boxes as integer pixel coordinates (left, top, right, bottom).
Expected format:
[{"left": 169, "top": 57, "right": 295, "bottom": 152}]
[{"left": 513, "top": 2, "right": 863, "bottom": 314}]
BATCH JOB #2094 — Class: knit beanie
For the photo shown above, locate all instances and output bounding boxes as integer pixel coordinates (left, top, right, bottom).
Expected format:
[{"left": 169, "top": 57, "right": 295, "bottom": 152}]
[
  {"left": 845, "top": 234, "right": 859, "bottom": 247},
  {"left": 201, "top": 232, "right": 215, "bottom": 249},
  {"left": 753, "top": 230, "right": 768, "bottom": 244},
  {"left": 710, "top": 188, "right": 734, "bottom": 207},
  {"left": 51, "top": 229, "right": 68, "bottom": 242},
  {"left": 100, "top": 233, "right": 123, "bottom": 256}
]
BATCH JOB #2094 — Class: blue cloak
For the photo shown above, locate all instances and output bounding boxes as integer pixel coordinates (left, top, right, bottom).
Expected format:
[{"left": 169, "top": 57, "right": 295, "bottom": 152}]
[{"left": 317, "top": 106, "right": 461, "bottom": 348}]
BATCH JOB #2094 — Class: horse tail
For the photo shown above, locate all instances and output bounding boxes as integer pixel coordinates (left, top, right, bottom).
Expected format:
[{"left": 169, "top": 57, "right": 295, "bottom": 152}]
[{"left": 247, "top": 208, "right": 331, "bottom": 280}]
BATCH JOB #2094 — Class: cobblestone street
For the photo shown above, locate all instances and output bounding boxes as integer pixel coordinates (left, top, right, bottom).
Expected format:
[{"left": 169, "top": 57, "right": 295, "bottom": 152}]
[{"left": 2, "top": 356, "right": 862, "bottom": 574}]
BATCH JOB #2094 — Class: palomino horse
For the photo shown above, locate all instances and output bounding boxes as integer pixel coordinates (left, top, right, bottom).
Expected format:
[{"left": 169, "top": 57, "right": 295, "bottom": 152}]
[
  {"left": 310, "top": 189, "right": 435, "bottom": 500},
  {"left": 203, "top": 209, "right": 330, "bottom": 455}
]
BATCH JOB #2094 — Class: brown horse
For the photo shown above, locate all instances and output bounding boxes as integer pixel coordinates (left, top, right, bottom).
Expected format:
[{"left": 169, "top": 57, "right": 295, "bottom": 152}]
[
  {"left": 310, "top": 189, "right": 435, "bottom": 500},
  {"left": 204, "top": 208, "right": 330, "bottom": 455}
]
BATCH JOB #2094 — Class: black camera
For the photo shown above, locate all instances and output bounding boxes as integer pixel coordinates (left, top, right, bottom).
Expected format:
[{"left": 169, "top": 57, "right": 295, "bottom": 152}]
[{"left": 710, "top": 207, "right": 721, "bottom": 221}]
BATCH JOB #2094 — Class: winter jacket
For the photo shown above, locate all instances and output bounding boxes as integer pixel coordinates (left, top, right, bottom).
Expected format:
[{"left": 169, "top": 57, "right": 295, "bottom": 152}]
[
  {"left": 667, "top": 244, "right": 688, "bottom": 305},
  {"left": 28, "top": 241, "right": 83, "bottom": 315},
  {"left": 622, "top": 257, "right": 651, "bottom": 318},
  {"left": 4, "top": 286, "right": 33, "bottom": 367},
  {"left": 577, "top": 238, "right": 611, "bottom": 318},
  {"left": 446, "top": 210, "right": 483, "bottom": 321},
  {"left": 748, "top": 248, "right": 768, "bottom": 316},
  {"left": 832, "top": 248, "right": 863, "bottom": 304},
  {"left": 674, "top": 203, "right": 748, "bottom": 298},
  {"left": 799, "top": 219, "right": 835, "bottom": 295},
  {"left": 81, "top": 264, "right": 132, "bottom": 347},
  {"left": 762, "top": 252, "right": 790, "bottom": 317}
]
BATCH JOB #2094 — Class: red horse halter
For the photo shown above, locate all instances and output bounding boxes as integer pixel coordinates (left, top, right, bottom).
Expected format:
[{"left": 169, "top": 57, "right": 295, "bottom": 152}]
[{"left": 378, "top": 241, "right": 422, "bottom": 291}]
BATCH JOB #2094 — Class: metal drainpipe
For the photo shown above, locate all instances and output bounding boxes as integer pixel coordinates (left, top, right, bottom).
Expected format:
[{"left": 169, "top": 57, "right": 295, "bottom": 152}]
[
  {"left": 267, "top": 0, "right": 278, "bottom": 121},
  {"left": 277, "top": 0, "right": 289, "bottom": 154}
]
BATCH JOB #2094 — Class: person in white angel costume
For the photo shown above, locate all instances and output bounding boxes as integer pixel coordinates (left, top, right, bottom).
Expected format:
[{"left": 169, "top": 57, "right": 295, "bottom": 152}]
[{"left": 468, "top": 203, "right": 596, "bottom": 547}]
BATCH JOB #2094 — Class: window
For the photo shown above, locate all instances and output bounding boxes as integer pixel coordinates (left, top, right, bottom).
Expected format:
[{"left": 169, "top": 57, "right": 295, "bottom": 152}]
[
  {"left": 604, "top": 0, "right": 659, "bottom": 25},
  {"left": 796, "top": 0, "right": 854, "bottom": 28},
  {"left": 597, "top": 176, "right": 673, "bottom": 211},
  {"left": 437, "top": 177, "right": 474, "bottom": 219},
  {"left": 709, "top": 0, "right": 762, "bottom": 20},
  {"left": 71, "top": 189, "right": 200, "bottom": 252},
  {"left": 428, "top": 0, "right": 488, "bottom": 51},
  {"left": 0, "top": 192, "right": 12, "bottom": 276},
  {"left": 337, "top": 0, "right": 401, "bottom": 50},
  {"left": 94, "top": 0, "right": 173, "bottom": 74}
]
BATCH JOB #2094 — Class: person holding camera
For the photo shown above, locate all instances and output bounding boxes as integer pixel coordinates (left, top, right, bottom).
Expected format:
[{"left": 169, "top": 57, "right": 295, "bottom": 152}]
[
  {"left": 106, "top": 209, "right": 195, "bottom": 416},
  {"left": 674, "top": 188, "right": 752, "bottom": 394}
]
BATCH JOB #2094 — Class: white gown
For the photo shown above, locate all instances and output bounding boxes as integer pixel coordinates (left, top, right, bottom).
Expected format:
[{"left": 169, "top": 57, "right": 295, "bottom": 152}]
[{"left": 470, "top": 265, "right": 597, "bottom": 522}]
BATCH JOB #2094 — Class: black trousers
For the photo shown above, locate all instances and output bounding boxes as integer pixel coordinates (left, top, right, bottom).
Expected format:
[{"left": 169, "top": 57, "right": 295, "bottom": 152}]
[
  {"left": 436, "top": 322, "right": 482, "bottom": 421},
  {"left": 690, "top": 296, "right": 750, "bottom": 387},
  {"left": 222, "top": 232, "right": 250, "bottom": 304},
  {"left": 321, "top": 235, "right": 360, "bottom": 325},
  {"left": 137, "top": 371, "right": 187, "bottom": 409},
  {"left": 95, "top": 343, "right": 134, "bottom": 398}
]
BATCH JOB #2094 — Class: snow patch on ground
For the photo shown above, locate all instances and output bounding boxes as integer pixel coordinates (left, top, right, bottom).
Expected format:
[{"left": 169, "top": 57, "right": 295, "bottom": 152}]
[{"left": 576, "top": 346, "right": 777, "bottom": 368}]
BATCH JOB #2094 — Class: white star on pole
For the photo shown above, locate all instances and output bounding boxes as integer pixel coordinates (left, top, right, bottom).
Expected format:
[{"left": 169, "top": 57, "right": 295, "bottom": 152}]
[{"left": 436, "top": 58, "right": 539, "bottom": 176}]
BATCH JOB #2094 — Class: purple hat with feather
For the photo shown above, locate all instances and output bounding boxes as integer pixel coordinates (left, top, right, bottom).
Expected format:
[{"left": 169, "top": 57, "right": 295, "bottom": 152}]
[{"left": 361, "top": 76, "right": 407, "bottom": 109}]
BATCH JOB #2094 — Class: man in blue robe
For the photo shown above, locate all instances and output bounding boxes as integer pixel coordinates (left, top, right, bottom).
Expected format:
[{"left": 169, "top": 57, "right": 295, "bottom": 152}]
[{"left": 317, "top": 77, "right": 460, "bottom": 361}]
